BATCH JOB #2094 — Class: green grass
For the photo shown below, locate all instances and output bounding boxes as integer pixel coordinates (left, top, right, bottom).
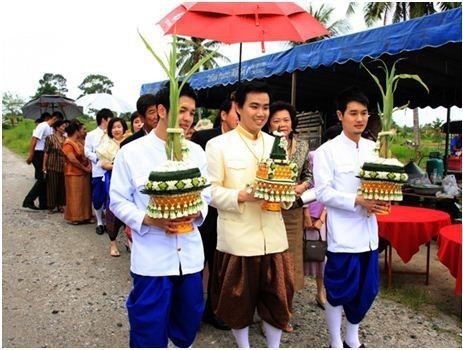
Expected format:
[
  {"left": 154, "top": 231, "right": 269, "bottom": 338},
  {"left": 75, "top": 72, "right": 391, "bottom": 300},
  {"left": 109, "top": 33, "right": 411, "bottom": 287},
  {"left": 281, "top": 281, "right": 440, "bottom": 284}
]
[
  {"left": 2, "top": 118, "right": 97, "bottom": 157},
  {"left": 379, "top": 284, "right": 431, "bottom": 311},
  {"left": 2, "top": 119, "right": 36, "bottom": 157}
]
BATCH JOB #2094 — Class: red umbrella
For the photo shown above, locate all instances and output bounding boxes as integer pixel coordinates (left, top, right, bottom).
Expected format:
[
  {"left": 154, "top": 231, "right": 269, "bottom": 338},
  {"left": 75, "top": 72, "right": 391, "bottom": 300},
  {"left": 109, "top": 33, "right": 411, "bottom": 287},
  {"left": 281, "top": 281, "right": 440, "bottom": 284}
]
[{"left": 157, "top": 1, "right": 329, "bottom": 81}]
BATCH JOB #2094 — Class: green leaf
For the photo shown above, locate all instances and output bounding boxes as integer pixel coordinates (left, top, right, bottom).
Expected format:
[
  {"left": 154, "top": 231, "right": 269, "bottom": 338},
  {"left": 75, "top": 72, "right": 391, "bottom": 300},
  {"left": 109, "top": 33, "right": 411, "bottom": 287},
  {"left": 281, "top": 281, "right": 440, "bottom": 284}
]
[
  {"left": 393, "top": 74, "right": 430, "bottom": 93},
  {"left": 361, "top": 61, "right": 385, "bottom": 98}
]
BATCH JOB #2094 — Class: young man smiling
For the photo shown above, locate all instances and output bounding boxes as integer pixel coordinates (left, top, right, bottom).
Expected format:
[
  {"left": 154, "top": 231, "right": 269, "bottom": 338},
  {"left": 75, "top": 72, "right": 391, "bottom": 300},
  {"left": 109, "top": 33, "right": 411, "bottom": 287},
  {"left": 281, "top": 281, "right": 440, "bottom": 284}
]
[
  {"left": 206, "top": 82, "right": 294, "bottom": 348},
  {"left": 314, "top": 87, "right": 388, "bottom": 348}
]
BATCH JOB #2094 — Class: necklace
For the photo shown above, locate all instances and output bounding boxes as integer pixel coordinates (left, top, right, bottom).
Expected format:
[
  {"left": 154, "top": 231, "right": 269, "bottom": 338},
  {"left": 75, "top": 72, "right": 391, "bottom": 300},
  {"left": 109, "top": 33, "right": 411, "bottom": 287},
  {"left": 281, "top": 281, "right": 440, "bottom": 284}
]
[{"left": 237, "top": 131, "right": 265, "bottom": 164}]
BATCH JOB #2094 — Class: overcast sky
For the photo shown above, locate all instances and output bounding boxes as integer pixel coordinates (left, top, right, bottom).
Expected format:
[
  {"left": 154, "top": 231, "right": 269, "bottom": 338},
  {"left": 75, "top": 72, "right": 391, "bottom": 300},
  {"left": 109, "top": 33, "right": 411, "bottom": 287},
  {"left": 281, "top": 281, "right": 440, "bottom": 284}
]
[{"left": 1, "top": 0, "right": 460, "bottom": 126}]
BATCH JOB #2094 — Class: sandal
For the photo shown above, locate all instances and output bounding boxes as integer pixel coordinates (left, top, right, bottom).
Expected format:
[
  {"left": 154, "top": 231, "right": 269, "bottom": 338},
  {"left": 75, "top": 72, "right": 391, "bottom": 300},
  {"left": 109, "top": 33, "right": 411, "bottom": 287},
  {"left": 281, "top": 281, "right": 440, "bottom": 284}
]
[
  {"left": 110, "top": 246, "right": 120, "bottom": 257},
  {"left": 315, "top": 295, "right": 326, "bottom": 310}
]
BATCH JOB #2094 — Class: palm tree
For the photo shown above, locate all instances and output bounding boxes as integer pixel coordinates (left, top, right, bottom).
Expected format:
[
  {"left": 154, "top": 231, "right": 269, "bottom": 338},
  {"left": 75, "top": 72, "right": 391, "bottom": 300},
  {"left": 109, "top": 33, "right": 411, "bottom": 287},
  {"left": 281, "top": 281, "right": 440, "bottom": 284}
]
[
  {"left": 363, "top": 2, "right": 461, "bottom": 26},
  {"left": 289, "top": 3, "right": 351, "bottom": 46},
  {"left": 176, "top": 37, "right": 231, "bottom": 76}
]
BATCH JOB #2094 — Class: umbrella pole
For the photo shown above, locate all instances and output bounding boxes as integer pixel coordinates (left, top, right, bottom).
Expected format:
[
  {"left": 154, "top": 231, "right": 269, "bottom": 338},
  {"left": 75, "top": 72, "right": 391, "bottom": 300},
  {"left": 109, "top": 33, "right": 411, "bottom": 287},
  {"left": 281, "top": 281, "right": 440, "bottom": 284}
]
[
  {"left": 291, "top": 72, "right": 297, "bottom": 106},
  {"left": 238, "top": 43, "right": 242, "bottom": 83},
  {"left": 443, "top": 107, "right": 451, "bottom": 175}
]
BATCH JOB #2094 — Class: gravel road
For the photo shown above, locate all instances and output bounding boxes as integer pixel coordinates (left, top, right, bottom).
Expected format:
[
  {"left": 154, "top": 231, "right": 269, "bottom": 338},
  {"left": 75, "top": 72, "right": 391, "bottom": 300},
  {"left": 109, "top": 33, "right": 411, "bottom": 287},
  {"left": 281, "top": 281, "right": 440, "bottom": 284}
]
[{"left": 2, "top": 146, "right": 461, "bottom": 348}]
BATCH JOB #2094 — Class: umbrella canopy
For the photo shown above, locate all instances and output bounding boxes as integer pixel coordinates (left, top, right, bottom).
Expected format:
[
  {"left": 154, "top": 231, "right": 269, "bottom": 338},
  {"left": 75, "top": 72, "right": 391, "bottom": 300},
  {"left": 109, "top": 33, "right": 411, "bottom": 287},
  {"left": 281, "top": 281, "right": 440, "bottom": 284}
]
[
  {"left": 159, "top": 2, "right": 329, "bottom": 47},
  {"left": 22, "top": 95, "right": 83, "bottom": 120},
  {"left": 75, "top": 93, "right": 134, "bottom": 114},
  {"left": 157, "top": 1, "right": 329, "bottom": 81}
]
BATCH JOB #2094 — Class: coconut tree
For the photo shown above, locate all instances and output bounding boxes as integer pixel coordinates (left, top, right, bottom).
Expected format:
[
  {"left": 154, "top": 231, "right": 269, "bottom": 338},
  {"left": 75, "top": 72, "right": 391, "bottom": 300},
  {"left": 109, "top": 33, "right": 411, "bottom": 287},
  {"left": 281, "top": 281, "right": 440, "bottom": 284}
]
[
  {"left": 289, "top": 3, "right": 351, "bottom": 46},
  {"left": 176, "top": 37, "right": 230, "bottom": 76},
  {"left": 363, "top": 2, "right": 461, "bottom": 26}
]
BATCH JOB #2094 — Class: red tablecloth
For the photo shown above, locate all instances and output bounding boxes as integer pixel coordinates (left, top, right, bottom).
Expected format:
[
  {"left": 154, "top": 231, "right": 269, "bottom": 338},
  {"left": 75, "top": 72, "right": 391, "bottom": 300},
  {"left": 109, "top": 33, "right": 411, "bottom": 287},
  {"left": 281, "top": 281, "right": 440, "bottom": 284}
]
[
  {"left": 437, "top": 224, "right": 462, "bottom": 295},
  {"left": 377, "top": 206, "right": 451, "bottom": 263}
]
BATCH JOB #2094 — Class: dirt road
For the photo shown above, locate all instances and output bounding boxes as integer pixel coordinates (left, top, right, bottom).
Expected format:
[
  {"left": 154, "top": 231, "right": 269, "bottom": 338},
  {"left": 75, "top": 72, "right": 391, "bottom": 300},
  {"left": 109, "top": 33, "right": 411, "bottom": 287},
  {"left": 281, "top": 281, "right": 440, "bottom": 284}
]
[{"left": 2, "top": 146, "right": 461, "bottom": 348}]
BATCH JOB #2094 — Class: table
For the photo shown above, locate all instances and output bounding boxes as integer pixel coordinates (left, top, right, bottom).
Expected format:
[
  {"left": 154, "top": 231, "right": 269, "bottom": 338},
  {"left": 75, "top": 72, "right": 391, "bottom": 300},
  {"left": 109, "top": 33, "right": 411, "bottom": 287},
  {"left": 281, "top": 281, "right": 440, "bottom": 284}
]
[
  {"left": 377, "top": 205, "right": 451, "bottom": 288},
  {"left": 437, "top": 224, "right": 462, "bottom": 295}
]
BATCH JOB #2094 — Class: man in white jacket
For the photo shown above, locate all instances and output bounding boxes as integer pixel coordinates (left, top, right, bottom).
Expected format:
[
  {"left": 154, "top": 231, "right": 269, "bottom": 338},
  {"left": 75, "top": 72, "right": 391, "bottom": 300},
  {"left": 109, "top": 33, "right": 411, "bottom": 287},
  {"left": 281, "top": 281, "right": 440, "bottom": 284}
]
[
  {"left": 84, "top": 108, "right": 112, "bottom": 235},
  {"left": 314, "top": 87, "right": 389, "bottom": 348},
  {"left": 109, "top": 83, "right": 209, "bottom": 348}
]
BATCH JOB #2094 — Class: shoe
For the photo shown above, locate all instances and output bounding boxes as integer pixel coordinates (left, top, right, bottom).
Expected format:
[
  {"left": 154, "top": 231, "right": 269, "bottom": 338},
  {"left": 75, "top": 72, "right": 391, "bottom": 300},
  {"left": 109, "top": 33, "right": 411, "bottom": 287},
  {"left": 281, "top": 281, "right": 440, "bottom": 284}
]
[
  {"left": 22, "top": 203, "right": 40, "bottom": 210},
  {"left": 202, "top": 313, "right": 231, "bottom": 330},
  {"left": 95, "top": 225, "right": 105, "bottom": 235},
  {"left": 343, "top": 341, "right": 365, "bottom": 348},
  {"left": 315, "top": 295, "right": 326, "bottom": 310}
]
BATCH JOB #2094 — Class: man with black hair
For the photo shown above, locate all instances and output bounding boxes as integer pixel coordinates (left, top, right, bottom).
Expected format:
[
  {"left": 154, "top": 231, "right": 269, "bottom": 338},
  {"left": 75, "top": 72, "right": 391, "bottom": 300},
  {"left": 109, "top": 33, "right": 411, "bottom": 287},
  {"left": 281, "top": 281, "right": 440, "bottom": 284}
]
[
  {"left": 206, "top": 81, "right": 294, "bottom": 348},
  {"left": 23, "top": 112, "right": 60, "bottom": 210},
  {"left": 314, "top": 87, "right": 388, "bottom": 348},
  {"left": 84, "top": 108, "right": 113, "bottom": 234},
  {"left": 110, "top": 82, "right": 209, "bottom": 348},
  {"left": 190, "top": 98, "right": 238, "bottom": 331},
  {"left": 120, "top": 93, "right": 158, "bottom": 148}
]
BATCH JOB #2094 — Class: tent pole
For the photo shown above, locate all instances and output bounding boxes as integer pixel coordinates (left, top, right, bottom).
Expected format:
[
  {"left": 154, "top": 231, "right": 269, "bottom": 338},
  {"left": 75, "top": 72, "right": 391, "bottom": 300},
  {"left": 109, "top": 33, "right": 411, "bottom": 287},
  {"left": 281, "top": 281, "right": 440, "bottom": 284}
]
[
  {"left": 291, "top": 71, "right": 296, "bottom": 106},
  {"left": 443, "top": 107, "right": 451, "bottom": 175},
  {"left": 238, "top": 43, "right": 243, "bottom": 83}
]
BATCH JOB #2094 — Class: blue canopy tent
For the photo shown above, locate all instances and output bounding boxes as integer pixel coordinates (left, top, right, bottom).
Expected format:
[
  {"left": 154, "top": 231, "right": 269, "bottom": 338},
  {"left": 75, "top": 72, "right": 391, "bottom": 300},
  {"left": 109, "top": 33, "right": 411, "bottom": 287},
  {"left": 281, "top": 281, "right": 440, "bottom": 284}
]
[{"left": 142, "top": 8, "right": 461, "bottom": 113}]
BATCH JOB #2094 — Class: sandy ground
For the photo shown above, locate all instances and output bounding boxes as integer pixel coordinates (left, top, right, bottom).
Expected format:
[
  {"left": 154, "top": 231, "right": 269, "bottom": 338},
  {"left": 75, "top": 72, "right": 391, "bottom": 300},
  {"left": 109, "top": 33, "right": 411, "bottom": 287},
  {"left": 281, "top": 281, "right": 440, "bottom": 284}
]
[{"left": 2, "top": 146, "right": 462, "bottom": 348}]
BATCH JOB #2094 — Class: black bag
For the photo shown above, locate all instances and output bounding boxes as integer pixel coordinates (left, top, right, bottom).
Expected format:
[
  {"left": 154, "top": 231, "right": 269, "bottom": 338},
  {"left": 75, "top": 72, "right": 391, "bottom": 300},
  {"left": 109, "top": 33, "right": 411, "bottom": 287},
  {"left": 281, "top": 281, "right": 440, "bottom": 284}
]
[{"left": 303, "top": 228, "right": 327, "bottom": 262}]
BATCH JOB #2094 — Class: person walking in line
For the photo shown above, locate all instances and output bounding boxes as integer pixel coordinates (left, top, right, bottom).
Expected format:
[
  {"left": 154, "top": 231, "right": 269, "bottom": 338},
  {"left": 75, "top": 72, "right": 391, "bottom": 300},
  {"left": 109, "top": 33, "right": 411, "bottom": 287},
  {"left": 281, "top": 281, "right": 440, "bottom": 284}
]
[
  {"left": 303, "top": 125, "right": 343, "bottom": 311},
  {"left": 129, "top": 111, "right": 144, "bottom": 134},
  {"left": 84, "top": 108, "right": 113, "bottom": 235},
  {"left": 190, "top": 98, "right": 238, "bottom": 331},
  {"left": 314, "top": 87, "right": 388, "bottom": 348},
  {"left": 120, "top": 94, "right": 158, "bottom": 147},
  {"left": 42, "top": 119, "right": 68, "bottom": 213},
  {"left": 96, "top": 117, "right": 129, "bottom": 257},
  {"left": 110, "top": 82, "right": 209, "bottom": 348},
  {"left": 62, "top": 120, "right": 93, "bottom": 225},
  {"left": 263, "top": 101, "right": 312, "bottom": 333},
  {"left": 206, "top": 82, "right": 294, "bottom": 348},
  {"left": 23, "top": 111, "right": 62, "bottom": 210}
]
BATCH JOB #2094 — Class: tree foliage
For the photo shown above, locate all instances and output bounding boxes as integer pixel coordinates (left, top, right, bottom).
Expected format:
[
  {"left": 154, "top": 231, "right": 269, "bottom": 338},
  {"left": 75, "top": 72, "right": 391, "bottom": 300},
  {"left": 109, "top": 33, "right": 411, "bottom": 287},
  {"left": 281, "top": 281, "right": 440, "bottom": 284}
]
[
  {"left": 77, "top": 74, "right": 114, "bottom": 97},
  {"left": 176, "top": 37, "right": 230, "bottom": 75},
  {"left": 2, "top": 92, "right": 25, "bottom": 116},
  {"left": 363, "top": 2, "right": 461, "bottom": 26},
  {"left": 32, "top": 73, "right": 68, "bottom": 98},
  {"left": 288, "top": 3, "right": 351, "bottom": 47},
  {"left": 2, "top": 92, "right": 25, "bottom": 127}
]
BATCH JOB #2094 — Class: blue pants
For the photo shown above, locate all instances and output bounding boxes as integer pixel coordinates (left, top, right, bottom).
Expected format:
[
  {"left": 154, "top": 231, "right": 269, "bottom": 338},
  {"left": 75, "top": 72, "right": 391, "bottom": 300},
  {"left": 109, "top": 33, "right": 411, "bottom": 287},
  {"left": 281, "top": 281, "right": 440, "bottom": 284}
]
[
  {"left": 324, "top": 250, "right": 379, "bottom": 324},
  {"left": 127, "top": 272, "right": 205, "bottom": 348},
  {"left": 91, "top": 177, "right": 106, "bottom": 210}
]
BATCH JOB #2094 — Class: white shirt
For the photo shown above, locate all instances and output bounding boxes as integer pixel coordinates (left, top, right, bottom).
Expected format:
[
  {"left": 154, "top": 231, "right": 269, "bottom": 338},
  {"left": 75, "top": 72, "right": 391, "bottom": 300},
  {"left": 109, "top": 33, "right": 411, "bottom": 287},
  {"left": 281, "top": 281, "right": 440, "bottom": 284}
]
[
  {"left": 32, "top": 121, "right": 53, "bottom": 151},
  {"left": 314, "top": 131, "right": 378, "bottom": 253},
  {"left": 109, "top": 130, "right": 209, "bottom": 276},
  {"left": 84, "top": 126, "right": 106, "bottom": 178}
]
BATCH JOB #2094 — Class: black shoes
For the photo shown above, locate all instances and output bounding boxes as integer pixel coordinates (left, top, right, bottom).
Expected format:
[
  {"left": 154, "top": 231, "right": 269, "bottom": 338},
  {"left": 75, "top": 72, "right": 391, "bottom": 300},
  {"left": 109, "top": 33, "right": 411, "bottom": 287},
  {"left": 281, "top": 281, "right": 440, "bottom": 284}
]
[
  {"left": 343, "top": 341, "right": 365, "bottom": 348},
  {"left": 22, "top": 202, "right": 40, "bottom": 210},
  {"left": 95, "top": 225, "right": 106, "bottom": 235},
  {"left": 202, "top": 313, "right": 231, "bottom": 330}
]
